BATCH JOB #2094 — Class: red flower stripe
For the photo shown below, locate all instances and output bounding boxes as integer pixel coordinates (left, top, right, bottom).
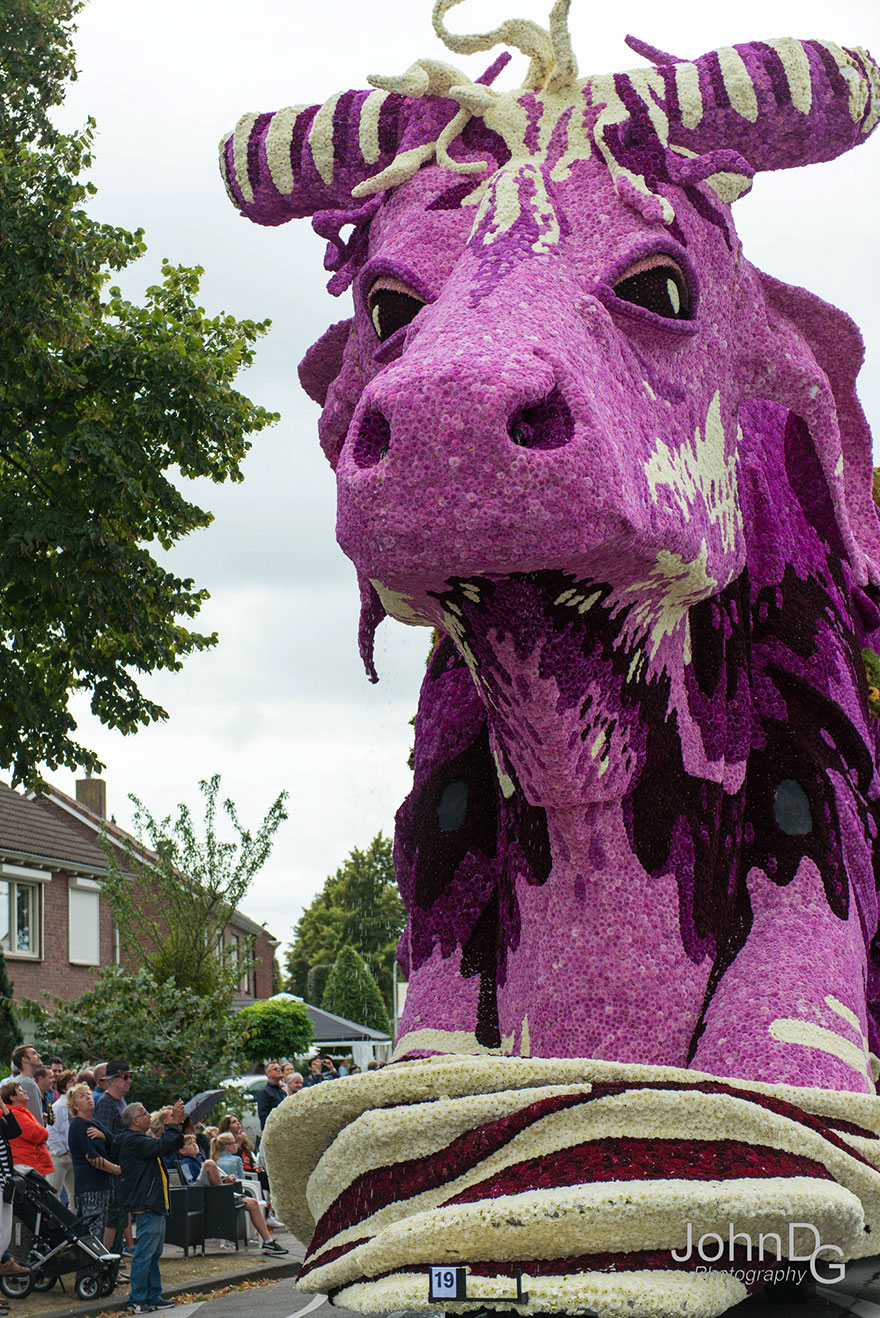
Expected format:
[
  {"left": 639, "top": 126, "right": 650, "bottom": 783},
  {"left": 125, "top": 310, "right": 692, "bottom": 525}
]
[
  {"left": 299, "top": 1237, "right": 370, "bottom": 1281},
  {"left": 442, "top": 1137, "right": 833, "bottom": 1205},
  {"left": 306, "top": 1078, "right": 867, "bottom": 1260},
  {"left": 305, "top": 1090, "right": 593, "bottom": 1257}
]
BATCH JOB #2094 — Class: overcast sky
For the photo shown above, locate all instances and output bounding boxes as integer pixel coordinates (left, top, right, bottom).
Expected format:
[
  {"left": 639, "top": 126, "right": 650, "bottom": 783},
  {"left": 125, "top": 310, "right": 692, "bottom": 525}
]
[{"left": 41, "top": 0, "right": 880, "bottom": 963}]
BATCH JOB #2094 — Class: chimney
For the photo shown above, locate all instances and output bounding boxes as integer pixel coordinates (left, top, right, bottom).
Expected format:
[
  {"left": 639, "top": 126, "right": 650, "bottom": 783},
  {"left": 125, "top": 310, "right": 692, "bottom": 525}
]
[{"left": 76, "top": 777, "right": 107, "bottom": 818}]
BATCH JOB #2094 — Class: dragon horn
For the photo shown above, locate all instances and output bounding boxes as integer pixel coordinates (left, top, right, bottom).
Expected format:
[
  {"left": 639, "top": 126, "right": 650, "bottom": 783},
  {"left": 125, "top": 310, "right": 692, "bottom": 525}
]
[
  {"left": 654, "top": 37, "right": 879, "bottom": 173},
  {"left": 219, "top": 88, "right": 419, "bottom": 225}
]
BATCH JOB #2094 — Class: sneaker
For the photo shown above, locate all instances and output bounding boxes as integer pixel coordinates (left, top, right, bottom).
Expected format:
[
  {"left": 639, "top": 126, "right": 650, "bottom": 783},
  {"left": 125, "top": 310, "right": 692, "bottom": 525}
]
[
  {"left": 265, "top": 1215, "right": 285, "bottom": 1229},
  {"left": 150, "top": 1301, "right": 177, "bottom": 1310},
  {"left": 123, "top": 1245, "right": 136, "bottom": 1256},
  {"left": 126, "top": 1306, "right": 154, "bottom": 1314},
  {"left": 262, "top": 1239, "right": 289, "bottom": 1255}
]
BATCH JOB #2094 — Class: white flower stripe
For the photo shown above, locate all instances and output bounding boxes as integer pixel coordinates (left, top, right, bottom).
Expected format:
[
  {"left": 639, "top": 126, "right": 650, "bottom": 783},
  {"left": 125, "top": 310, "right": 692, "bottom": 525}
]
[
  {"left": 839, "top": 1133, "right": 880, "bottom": 1168},
  {"left": 364, "top": 1176, "right": 861, "bottom": 1270},
  {"left": 305, "top": 1177, "right": 859, "bottom": 1295},
  {"left": 335, "top": 1267, "right": 748, "bottom": 1318},
  {"left": 303, "top": 1086, "right": 880, "bottom": 1272},
  {"left": 261, "top": 1056, "right": 880, "bottom": 1250}
]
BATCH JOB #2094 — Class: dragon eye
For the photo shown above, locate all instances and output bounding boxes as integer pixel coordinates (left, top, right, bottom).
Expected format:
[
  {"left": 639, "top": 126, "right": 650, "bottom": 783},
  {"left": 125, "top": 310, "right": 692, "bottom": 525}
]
[
  {"left": 613, "top": 256, "right": 692, "bottom": 320},
  {"left": 367, "top": 276, "right": 426, "bottom": 342}
]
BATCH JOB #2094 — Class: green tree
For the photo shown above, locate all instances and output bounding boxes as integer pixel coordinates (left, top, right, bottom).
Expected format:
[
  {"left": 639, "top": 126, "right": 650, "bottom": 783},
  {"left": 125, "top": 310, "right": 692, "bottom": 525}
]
[
  {"left": 285, "top": 834, "right": 404, "bottom": 1011},
  {"left": 100, "top": 776, "right": 288, "bottom": 999},
  {"left": 306, "top": 963, "right": 332, "bottom": 1007},
  {"left": 234, "top": 998, "right": 313, "bottom": 1066},
  {"left": 0, "top": 0, "right": 277, "bottom": 787},
  {"left": 0, "top": 946, "right": 23, "bottom": 1062},
  {"left": 322, "top": 946, "right": 389, "bottom": 1033},
  {"left": 22, "top": 964, "right": 237, "bottom": 1111}
]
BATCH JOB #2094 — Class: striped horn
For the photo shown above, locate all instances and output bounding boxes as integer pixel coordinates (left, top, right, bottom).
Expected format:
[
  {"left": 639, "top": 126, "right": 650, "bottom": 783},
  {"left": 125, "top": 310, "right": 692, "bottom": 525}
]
[
  {"left": 647, "top": 37, "right": 880, "bottom": 174},
  {"left": 219, "top": 90, "right": 424, "bottom": 225}
]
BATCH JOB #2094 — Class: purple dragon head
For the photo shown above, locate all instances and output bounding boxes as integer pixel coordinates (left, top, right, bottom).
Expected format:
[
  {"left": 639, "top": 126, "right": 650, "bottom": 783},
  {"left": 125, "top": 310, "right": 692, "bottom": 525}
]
[
  {"left": 222, "top": 1, "right": 880, "bottom": 681},
  {"left": 223, "top": 4, "right": 880, "bottom": 1096}
]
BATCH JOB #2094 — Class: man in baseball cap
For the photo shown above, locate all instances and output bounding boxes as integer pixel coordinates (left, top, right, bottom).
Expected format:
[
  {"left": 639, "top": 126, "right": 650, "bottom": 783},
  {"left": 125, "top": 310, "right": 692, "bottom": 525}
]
[{"left": 93, "top": 1060, "right": 132, "bottom": 1137}]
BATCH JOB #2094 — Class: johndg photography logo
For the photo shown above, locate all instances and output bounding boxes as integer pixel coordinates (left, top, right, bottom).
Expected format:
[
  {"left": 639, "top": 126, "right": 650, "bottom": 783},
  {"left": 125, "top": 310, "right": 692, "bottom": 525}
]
[{"left": 671, "top": 1221, "right": 846, "bottom": 1286}]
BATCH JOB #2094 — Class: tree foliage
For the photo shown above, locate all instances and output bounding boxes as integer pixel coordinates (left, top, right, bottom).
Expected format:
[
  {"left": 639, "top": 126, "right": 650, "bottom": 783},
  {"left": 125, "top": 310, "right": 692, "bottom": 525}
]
[
  {"left": 100, "top": 775, "right": 288, "bottom": 999},
  {"left": 306, "top": 963, "right": 332, "bottom": 1007},
  {"left": 322, "top": 946, "right": 389, "bottom": 1033},
  {"left": 0, "top": 0, "right": 277, "bottom": 787},
  {"left": 235, "top": 998, "right": 313, "bottom": 1065},
  {"left": 284, "top": 834, "right": 404, "bottom": 1011},
  {"left": 0, "top": 946, "right": 23, "bottom": 1061},
  {"left": 22, "top": 965, "right": 237, "bottom": 1111}
]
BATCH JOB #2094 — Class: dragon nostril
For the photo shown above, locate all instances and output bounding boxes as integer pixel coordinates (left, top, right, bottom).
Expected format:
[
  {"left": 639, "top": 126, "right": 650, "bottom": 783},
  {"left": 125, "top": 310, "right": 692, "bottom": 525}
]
[
  {"left": 507, "top": 386, "right": 574, "bottom": 451},
  {"left": 352, "top": 409, "right": 392, "bottom": 469}
]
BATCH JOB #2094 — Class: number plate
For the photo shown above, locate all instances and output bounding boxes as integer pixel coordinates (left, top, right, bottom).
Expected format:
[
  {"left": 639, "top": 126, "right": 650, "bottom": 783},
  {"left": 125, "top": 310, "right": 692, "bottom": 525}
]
[{"left": 428, "top": 1266, "right": 468, "bottom": 1301}]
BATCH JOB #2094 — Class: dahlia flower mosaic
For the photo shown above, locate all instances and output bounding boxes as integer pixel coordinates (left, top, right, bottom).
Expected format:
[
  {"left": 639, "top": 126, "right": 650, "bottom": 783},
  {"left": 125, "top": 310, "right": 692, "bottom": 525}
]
[{"left": 222, "top": 1, "right": 880, "bottom": 1312}]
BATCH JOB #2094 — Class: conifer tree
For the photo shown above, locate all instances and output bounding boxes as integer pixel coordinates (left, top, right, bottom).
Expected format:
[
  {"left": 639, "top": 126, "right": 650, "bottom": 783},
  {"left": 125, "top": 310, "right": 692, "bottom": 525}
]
[{"left": 322, "top": 946, "right": 389, "bottom": 1033}]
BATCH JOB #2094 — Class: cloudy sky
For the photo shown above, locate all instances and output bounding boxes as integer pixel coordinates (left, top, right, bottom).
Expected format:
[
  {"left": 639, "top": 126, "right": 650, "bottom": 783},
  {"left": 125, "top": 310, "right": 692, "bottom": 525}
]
[{"left": 43, "top": 0, "right": 880, "bottom": 961}]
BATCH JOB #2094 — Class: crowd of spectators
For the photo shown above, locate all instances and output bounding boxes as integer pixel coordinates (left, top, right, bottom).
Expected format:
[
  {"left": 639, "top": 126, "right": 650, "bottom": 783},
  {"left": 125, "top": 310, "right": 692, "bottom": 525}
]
[{"left": 0, "top": 1045, "right": 298, "bottom": 1315}]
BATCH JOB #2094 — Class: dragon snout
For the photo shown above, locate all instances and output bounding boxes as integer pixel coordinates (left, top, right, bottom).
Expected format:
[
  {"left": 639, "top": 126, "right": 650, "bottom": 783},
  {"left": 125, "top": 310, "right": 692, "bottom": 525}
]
[{"left": 349, "top": 379, "right": 575, "bottom": 471}]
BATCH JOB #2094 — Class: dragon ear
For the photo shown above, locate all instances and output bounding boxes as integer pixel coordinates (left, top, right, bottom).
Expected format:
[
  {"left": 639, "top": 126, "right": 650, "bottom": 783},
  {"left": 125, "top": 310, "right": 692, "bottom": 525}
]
[
  {"left": 742, "top": 266, "right": 880, "bottom": 584},
  {"left": 298, "top": 319, "right": 352, "bottom": 406}
]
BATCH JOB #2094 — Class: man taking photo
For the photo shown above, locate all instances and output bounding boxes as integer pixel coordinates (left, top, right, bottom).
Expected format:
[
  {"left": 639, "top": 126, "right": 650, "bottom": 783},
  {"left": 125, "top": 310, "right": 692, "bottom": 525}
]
[{"left": 117, "top": 1098, "right": 184, "bottom": 1314}]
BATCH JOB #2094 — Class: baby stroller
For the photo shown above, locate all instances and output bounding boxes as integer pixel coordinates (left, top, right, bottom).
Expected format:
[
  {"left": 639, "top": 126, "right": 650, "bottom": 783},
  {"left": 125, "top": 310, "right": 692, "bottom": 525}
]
[{"left": 2, "top": 1165, "right": 121, "bottom": 1301}]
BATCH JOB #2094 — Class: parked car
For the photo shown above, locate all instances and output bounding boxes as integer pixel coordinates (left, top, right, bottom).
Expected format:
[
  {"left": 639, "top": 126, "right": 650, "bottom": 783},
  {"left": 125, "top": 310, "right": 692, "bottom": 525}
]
[{"left": 219, "top": 1074, "right": 266, "bottom": 1145}]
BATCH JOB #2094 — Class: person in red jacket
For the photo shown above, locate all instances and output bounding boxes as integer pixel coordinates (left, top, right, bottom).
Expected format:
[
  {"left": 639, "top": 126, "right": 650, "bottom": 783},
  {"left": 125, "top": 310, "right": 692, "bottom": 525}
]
[{"left": 0, "top": 1082, "right": 54, "bottom": 1177}]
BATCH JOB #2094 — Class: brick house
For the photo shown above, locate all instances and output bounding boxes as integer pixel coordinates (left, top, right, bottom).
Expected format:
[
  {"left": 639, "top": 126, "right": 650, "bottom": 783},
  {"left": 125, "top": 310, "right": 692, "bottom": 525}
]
[{"left": 0, "top": 778, "right": 279, "bottom": 1006}]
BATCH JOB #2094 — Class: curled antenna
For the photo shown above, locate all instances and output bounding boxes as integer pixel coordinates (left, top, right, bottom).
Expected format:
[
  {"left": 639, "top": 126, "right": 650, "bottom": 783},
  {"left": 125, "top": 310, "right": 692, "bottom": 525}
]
[{"left": 433, "top": 0, "right": 577, "bottom": 92}]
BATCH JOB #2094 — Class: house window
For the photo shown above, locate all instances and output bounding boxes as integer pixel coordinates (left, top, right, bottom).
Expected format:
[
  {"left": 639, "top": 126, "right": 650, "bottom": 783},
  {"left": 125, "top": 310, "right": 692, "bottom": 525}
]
[
  {"left": 69, "top": 879, "right": 101, "bottom": 965},
  {"left": 0, "top": 879, "right": 40, "bottom": 957},
  {"left": 228, "top": 932, "right": 251, "bottom": 995}
]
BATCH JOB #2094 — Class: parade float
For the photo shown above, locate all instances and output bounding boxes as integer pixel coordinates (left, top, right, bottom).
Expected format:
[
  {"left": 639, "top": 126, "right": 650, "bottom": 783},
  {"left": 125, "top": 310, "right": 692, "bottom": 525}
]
[{"left": 222, "top": 2, "right": 880, "bottom": 1312}]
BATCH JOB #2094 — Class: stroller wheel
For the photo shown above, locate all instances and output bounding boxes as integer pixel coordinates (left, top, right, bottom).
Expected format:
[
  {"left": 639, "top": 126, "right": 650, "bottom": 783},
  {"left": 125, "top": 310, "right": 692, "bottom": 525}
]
[
  {"left": 0, "top": 1272, "right": 34, "bottom": 1299},
  {"left": 32, "top": 1272, "right": 57, "bottom": 1292},
  {"left": 75, "top": 1271, "right": 101, "bottom": 1301},
  {"left": 99, "top": 1270, "right": 116, "bottom": 1297}
]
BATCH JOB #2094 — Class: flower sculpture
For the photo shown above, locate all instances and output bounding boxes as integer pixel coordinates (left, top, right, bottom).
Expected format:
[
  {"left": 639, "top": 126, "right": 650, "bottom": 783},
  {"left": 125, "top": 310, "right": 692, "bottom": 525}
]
[{"left": 222, "top": 2, "right": 880, "bottom": 1312}]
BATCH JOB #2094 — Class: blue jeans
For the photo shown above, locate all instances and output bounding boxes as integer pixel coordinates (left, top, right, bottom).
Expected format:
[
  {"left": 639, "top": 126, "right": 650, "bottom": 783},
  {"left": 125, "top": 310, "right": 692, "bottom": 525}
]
[{"left": 127, "top": 1210, "right": 166, "bottom": 1305}]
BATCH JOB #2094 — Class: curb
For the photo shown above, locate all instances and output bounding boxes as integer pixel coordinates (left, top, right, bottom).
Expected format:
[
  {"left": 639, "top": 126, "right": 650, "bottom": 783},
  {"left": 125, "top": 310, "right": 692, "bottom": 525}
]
[{"left": 31, "top": 1257, "right": 302, "bottom": 1318}]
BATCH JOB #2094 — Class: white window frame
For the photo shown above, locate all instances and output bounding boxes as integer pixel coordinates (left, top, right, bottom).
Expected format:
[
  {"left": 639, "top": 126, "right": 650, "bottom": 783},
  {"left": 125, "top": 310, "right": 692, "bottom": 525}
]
[{"left": 0, "top": 864, "right": 47, "bottom": 960}]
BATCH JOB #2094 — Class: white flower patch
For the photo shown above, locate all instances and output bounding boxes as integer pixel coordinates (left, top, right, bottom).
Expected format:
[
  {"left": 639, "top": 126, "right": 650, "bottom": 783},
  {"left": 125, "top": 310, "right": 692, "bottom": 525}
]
[
  {"left": 393, "top": 1025, "right": 498, "bottom": 1057},
  {"left": 265, "top": 105, "right": 309, "bottom": 195},
  {"left": 231, "top": 112, "right": 260, "bottom": 205},
  {"left": 469, "top": 160, "right": 560, "bottom": 254},
  {"left": 766, "top": 39, "right": 813, "bottom": 115},
  {"left": 358, "top": 89, "right": 391, "bottom": 165},
  {"left": 716, "top": 47, "right": 759, "bottom": 123},
  {"left": 370, "top": 579, "right": 435, "bottom": 627},
  {"left": 337, "top": 1267, "right": 748, "bottom": 1318},
  {"left": 769, "top": 1018, "right": 872, "bottom": 1082},
  {"left": 621, "top": 541, "right": 717, "bottom": 662},
  {"left": 645, "top": 391, "right": 741, "bottom": 558}
]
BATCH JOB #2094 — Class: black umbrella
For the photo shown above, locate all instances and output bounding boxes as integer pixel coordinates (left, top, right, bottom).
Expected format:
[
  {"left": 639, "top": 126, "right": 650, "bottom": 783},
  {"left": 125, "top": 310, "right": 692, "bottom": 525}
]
[{"left": 184, "top": 1089, "right": 225, "bottom": 1126}]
